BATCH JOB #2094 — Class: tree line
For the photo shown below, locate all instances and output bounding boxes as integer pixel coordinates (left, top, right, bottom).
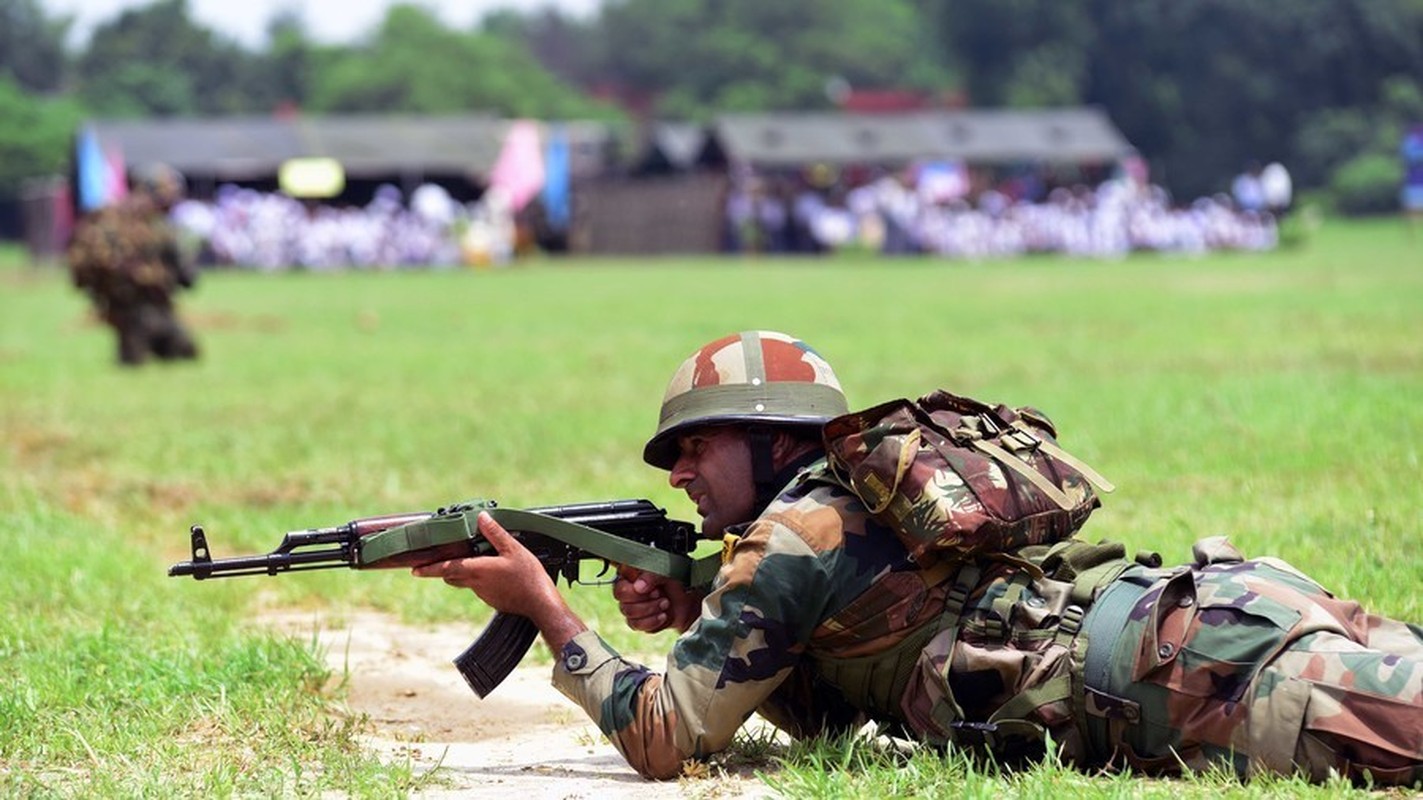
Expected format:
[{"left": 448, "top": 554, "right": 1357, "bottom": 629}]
[{"left": 3, "top": 0, "right": 1422, "bottom": 218}]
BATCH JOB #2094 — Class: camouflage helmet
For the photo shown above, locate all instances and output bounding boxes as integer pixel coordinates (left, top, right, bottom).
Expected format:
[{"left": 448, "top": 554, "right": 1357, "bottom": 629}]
[
  {"left": 643, "top": 331, "right": 848, "bottom": 469},
  {"left": 130, "top": 162, "right": 186, "bottom": 208}
]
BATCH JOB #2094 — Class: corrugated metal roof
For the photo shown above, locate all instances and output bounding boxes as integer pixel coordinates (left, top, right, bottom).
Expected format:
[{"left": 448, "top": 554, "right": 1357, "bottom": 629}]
[
  {"left": 711, "top": 108, "right": 1133, "bottom": 167},
  {"left": 90, "top": 114, "right": 514, "bottom": 179},
  {"left": 301, "top": 115, "right": 511, "bottom": 176},
  {"left": 89, "top": 109, "right": 1131, "bottom": 179}
]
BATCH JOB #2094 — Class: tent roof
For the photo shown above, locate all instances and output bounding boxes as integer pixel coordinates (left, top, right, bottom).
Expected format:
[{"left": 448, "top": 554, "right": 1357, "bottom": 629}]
[
  {"left": 90, "top": 115, "right": 516, "bottom": 180},
  {"left": 710, "top": 108, "right": 1134, "bottom": 167},
  {"left": 646, "top": 122, "right": 708, "bottom": 170}
]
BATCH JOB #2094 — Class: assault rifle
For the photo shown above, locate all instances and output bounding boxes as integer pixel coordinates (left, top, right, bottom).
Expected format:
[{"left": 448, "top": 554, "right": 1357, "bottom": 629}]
[{"left": 168, "top": 498, "right": 708, "bottom": 697}]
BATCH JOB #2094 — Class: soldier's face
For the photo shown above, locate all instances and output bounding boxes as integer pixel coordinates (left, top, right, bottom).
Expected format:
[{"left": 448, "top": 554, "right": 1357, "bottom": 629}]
[{"left": 668, "top": 427, "right": 757, "bottom": 538}]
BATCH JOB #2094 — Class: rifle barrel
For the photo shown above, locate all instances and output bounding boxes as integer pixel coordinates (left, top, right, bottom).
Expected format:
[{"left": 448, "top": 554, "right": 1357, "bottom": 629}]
[{"left": 167, "top": 546, "right": 357, "bottom": 579}]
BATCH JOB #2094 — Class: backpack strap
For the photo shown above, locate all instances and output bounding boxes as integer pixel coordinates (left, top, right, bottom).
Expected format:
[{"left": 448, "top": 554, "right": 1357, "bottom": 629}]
[
  {"left": 1009, "top": 420, "right": 1116, "bottom": 494},
  {"left": 964, "top": 435, "right": 1074, "bottom": 509},
  {"left": 927, "top": 562, "right": 982, "bottom": 736},
  {"left": 1075, "top": 567, "right": 1151, "bottom": 760}
]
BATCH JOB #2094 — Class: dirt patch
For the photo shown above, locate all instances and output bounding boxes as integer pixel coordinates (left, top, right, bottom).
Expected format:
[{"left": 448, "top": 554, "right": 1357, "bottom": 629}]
[{"left": 262, "top": 610, "right": 779, "bottom": 798}]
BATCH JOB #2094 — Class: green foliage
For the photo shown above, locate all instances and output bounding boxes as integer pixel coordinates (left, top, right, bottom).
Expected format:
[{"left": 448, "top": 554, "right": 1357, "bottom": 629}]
[
  {"left": 308, "top": 4, "right": 618, "bottom": 119},
  {"left": 0, "top": 492, "right": 406, "bottom": 796},
  {"left": 1081, "top": 0, "right": 1423, "bottom": 198},
  {"left": 0, "top": 0, "right": 71, "bottom": 92},
  {"left": 231, "top": 10, "right": 315, "bottom": 113},
  {"left": 915, "top": 0, "right": 1423, "bottom": 198},
  {"left": 0, "top": 75, "right": 83, "bottom": 198},
  {"left": 1293, "top": 74, "right": 1423, "bottom": 203},
  {"left": 1293, "top": 107, "right": 1381, "bottom": 189},
  {"left": 592, "top": 0, "right": 954, "bottom": 118},
  {"left": 1329, "top": 153, "right": 1404, "bottom": 216},
  {"left": 929, "top": 0, "right": 1094, "bottom": 108},
  {"left": 764, "top": 730, "right": 1374, "bottom": 799},
  {"left": 484, "top": 8, "right": 604, "bottom": 92},
  {"left": 76, "top": 0, "right": 263, "bottom": 116}
]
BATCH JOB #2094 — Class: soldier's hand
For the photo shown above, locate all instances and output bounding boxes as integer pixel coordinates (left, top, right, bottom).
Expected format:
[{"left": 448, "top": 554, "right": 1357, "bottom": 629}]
[
  {"left": 613, "top": 568, "right": 703, "bottom": 634},
  {"left": 413, "top": 513, "right": 559, "bottom": 617},
  {"left": 412, "top": 512, "right": 586, "bottom": 652}
]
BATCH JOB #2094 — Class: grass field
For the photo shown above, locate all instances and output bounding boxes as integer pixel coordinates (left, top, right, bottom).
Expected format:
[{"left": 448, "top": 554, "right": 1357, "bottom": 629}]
[{"left": 2, "top": 220, "right": 1421, "bottom": 797}]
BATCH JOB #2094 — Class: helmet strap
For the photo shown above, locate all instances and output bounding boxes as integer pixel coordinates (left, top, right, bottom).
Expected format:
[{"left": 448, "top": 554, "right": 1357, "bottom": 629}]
[{"left": 748, "top": 426, "right": 779, "bottom": 512}]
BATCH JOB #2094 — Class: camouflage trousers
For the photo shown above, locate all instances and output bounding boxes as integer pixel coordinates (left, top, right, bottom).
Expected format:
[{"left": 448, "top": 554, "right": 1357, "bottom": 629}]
[
  {"left": 105, "top": 301, "right": 198, "bottom": 366},
  {"left": 1084, "top": 549, "right": 1423, "bottom": 786}
]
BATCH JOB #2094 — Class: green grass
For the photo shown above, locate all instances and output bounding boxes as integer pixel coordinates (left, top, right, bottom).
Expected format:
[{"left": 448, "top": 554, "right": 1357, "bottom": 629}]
[{"left": 2, "top": 219, "right": 1421, "bottom": 796}]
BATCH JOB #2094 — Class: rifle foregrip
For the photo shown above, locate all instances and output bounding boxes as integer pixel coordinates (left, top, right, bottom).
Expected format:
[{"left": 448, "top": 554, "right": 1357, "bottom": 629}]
[{"left": 452, "top": 612, "right": 539, "bottom": 698}]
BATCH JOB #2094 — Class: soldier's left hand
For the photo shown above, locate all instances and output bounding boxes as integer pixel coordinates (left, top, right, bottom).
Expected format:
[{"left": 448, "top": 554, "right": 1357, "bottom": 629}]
[{"left": 412, "top": 512, "right": 562, "bottom": 619}]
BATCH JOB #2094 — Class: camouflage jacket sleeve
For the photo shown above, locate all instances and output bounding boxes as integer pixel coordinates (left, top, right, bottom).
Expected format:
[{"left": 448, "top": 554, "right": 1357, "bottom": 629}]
[{"left": 551, "top": 508, "right": 841, "bottom": 779}]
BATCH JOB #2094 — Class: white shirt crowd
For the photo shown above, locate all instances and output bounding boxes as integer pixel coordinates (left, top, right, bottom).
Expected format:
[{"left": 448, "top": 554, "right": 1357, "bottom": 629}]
[
  {"left": 730, "top": 171, "right": 1279, "bottom": 260},
  {"left": 171, "top": 170, "right": 1279, "bottom": 269},
  {"left": 169, "top": 183, "right": 509, "bottom": 270}
]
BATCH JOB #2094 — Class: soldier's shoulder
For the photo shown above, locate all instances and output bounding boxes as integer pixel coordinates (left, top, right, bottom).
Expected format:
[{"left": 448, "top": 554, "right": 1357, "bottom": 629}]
[{"left": 755, "top": 483, "right": 870, "bottom": 559}]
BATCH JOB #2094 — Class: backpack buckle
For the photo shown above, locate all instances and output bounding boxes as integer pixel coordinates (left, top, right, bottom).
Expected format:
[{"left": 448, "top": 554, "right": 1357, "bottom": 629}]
[{"left": 949, "top": 720, "right": 999, "bottom": 748}]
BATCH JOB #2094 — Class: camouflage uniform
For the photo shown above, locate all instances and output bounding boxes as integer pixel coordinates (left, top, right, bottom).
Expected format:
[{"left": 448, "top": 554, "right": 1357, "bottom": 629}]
[
  {"left": 67, "top": 191, "right": 199, "bottom": 366},
  {"left": 554, "top": 475, "right": 1423, "bottom": 784},
  {"left": 560, "top": 331, "right": 1423, "bottom": 783}
]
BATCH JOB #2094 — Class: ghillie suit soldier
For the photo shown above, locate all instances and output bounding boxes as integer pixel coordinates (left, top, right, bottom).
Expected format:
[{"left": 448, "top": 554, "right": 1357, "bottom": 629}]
[{"left": 67, "top": 163, "right": 199, "bottom": 366}]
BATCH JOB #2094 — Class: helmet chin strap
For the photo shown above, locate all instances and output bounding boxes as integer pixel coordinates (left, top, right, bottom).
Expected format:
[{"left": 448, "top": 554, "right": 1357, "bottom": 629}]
[{"left": 748, "top": 426, "right": 780, "bottom": 514}]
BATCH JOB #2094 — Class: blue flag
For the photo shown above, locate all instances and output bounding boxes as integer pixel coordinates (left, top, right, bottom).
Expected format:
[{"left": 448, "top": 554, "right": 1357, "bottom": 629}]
[
  {"left": 541, "top": 125, "right": 571, "bottom": 232},
  {"left": 76, "top": 126, "right": 111, "bottom": 212}
]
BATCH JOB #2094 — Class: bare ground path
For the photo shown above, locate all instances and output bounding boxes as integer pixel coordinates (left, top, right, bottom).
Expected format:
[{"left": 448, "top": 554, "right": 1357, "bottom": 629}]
[{"left": 264, "top": 611, "right": 779, "bottom": 799}]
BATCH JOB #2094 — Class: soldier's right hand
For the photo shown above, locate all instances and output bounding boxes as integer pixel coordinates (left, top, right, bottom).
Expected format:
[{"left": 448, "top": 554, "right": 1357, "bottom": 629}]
[{"left": 613, "top": 568, "right": 704, "bottom": 634}]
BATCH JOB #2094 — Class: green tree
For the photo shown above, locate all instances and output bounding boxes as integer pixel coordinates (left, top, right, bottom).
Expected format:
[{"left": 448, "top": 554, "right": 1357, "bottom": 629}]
[
  {"left": 1087, "top": 0, "right": 1423, "bottom": 197},
  {"left": 307, "top": 4, "right": 618, "bottom": 119},
  {"left": 919, "top": 0, "right": 1423, "bottom": 199},
  {"left": 589, "top": 0, "right": 955, "bottom": 118},
  {"left": 0, "top": 76, "right": 84, "bottom": 198},
  {"left": 484, "top": 8, "right": 602, "bottom": 91},
  {"left": 0, "top": 0, "right": 72, "bottom": 92},
  {"left": 245, "top": 11, "right": 316, "bottom": 112},
  {"left": 76, "top": 0, "right": 262, "bottom": 116},
  {"left": 925, "top": 0, "right": 1093, "bottom": 108}
]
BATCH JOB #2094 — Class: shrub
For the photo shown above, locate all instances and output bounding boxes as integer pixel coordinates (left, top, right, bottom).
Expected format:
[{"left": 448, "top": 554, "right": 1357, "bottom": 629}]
[{"left": 1328, "top": 153, "right": 1404, "bottom": 216}]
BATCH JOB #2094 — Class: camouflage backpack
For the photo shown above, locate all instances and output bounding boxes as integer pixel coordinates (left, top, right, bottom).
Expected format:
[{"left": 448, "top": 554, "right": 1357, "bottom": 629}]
[{"left": 821, "top": 389, "right": 1114, "bottom": 565}]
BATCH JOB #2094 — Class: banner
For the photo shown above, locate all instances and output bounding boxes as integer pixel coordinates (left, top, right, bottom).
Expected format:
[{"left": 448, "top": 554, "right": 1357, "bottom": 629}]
[{"left": 488, "top": 120, "right": 545, "bottom": 212}]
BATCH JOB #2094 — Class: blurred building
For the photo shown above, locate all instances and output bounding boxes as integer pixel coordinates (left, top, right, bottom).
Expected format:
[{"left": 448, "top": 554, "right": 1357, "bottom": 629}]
[
  {"left": 21, "top": 108, "right": 1136, "bottom": 262},
  {"left": 84, "top": 114, "right": 614, "bottom": 205},
  {"left": 589, "top": 107, "right": 1136, "bottom": 255}
]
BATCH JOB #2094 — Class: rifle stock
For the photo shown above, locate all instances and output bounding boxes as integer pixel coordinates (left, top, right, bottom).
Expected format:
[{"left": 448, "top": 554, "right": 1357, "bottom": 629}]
[{"left": 168, "top": 498, "right": 701, "bottom": 696}]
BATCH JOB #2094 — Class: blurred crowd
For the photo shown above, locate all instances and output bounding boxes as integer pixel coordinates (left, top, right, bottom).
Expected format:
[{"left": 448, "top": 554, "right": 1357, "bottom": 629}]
[
  {"left": 724, "top": 161, "right": 1281, "bottom": 259},
  {"left": 170, "top": 183, "right": 513, "bottom": 270},
  {"left": 167, "top": 163, "right": 1283, "bottom": 270}
]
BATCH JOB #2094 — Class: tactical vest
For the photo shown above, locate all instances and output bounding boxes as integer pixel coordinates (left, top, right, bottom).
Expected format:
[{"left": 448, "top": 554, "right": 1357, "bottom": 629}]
[{"left": 805, "top": 536, "right": 1162, "bottom": 759}]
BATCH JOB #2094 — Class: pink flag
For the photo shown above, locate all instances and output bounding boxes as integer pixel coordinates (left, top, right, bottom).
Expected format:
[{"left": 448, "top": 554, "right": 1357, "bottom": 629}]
[
  {"left": 106, "top": 145, "right": 129, "bottom": 202},
  {"left": 488, "top": 120, "right": 545, "bottom": 212}
]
